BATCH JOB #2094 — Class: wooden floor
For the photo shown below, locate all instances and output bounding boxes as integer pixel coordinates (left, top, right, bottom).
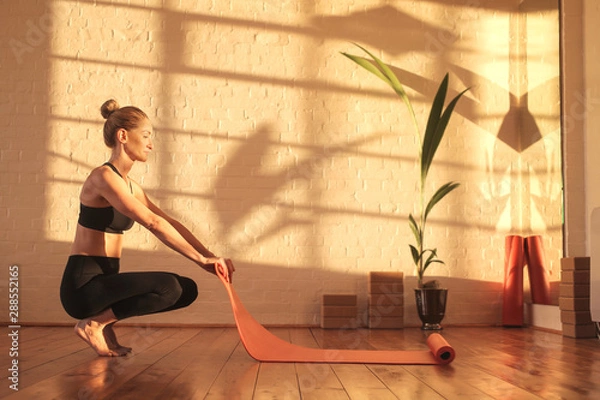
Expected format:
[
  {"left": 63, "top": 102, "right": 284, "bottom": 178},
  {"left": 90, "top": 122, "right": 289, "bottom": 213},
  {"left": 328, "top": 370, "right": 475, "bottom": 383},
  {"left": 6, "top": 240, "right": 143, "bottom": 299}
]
[{"left": 1, "top": 325, "right": 600, "bottom": 399}]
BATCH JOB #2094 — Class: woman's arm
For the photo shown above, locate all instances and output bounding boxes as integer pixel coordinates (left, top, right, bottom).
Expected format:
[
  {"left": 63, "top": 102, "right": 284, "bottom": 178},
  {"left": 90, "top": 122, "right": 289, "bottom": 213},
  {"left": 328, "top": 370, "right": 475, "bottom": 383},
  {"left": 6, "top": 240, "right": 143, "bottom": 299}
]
[
  {"left": 140, "top": 192, "right": 215, "bottom": 259},
  {"left": 138, "top": 186, "right": 235, "bottom": 279},
  {"left": 142, "top": 195, "right": 236, "bottom": 281},
  {"left": 90, "top": 168, "right": 234, "bottom": 281}
]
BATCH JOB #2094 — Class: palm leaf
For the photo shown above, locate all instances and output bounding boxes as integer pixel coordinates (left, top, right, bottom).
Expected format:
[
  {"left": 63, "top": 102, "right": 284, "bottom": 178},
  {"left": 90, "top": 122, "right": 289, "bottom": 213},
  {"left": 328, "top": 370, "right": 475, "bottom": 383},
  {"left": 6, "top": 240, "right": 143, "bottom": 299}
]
[
  {"left": 342, "top": 45, "right": 421, "bottom": 138},
  {"left": 340, "top": 52, "right": 391, "bottom": 86},
  {"left": 408, "top": 213, "right": 421, "bottom": 245},
  {"left": 422, "top": 249, "right": 445, "bottom": 272},
  {"left": 424, "top": 181, "right": 460, "bottom": 220},
  {"left": 409, "top": 244, "right": 421, "bottom": 265},
  {"left": 343, "top": 44, "right": 467, "bottom": 284},
  {"left": 421, "top": 84, "right": 469, "bottom": 181},
  {"left": 423, "top": 257, "right": 445, "bottom": 273},
  {"left": 420, "top": 74, "right": 448, "bottom": 181}
]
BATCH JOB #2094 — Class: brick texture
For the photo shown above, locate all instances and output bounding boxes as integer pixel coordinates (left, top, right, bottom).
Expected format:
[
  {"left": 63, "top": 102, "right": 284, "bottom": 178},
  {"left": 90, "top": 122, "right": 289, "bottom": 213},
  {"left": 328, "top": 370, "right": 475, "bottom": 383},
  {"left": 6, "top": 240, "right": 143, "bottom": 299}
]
[{"left": 0, "top": 1, "right": 566, "bottom": 326}]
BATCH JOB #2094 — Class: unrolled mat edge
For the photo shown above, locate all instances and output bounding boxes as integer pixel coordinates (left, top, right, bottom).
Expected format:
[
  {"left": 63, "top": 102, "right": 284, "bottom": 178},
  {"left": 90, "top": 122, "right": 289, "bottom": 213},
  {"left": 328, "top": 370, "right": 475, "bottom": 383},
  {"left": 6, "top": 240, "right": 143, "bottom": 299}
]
[{"left": 216, "top": 265, "right": 455, "bottom": 365}]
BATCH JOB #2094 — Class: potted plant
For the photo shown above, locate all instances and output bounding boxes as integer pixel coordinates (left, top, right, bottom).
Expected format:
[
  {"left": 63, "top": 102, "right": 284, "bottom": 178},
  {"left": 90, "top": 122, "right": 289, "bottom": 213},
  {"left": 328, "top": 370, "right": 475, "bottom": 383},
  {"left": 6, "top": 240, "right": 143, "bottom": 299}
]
[{"left": 342, "top": 44, "right": 468, "bottom": 330}]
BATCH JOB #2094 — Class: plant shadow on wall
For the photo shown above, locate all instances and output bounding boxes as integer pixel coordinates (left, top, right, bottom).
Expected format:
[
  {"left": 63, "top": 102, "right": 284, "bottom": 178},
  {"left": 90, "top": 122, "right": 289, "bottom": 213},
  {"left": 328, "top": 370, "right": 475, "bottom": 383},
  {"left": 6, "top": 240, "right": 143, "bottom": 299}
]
[
  {"left": 311, "top": 2, "right": 561, "bottom": 237},
  {"left": 343, "top": 45, "right": 468, "bottom": 330},
  {"left": 390, "top": 64, "right": 562, "bottom": 236},
  {"left": 310, "top": 1, "right": 559, "bottom": 56},
  {"left": 181, "top": 1, "right": 560, "bottom": 324},
  {"left": 311, "top": 5, "right": 455, "bottom": 56},
  {"left": 199, "top": 2, "right": 560, "bottom": 254},
  {"left": 213, "top": 123, "right": 403, "bottom": 246},
  {"left": 450, "top": 67, "right": 562, "bottom": 236}
]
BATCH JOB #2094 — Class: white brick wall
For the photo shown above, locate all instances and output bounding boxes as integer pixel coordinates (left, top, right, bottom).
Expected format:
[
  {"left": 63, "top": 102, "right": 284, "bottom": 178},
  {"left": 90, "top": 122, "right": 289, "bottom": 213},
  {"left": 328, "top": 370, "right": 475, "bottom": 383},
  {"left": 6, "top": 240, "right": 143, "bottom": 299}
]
[{"left": 1, "top": 0, "right": 565, "bottom": 326}]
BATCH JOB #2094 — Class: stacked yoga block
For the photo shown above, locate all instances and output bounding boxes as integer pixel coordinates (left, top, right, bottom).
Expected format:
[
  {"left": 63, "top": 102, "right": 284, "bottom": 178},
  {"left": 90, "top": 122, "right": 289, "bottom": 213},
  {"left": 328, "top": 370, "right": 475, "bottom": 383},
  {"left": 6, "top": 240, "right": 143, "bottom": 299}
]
[
  {"left": 559, "top": 257, "right": 596, "bottom": 338},
  {"left": 320, "top": 294, "right": 358, "bottom": 329},
  {"left": 368, "top": 272, "right": 404, "bottom": 329}
]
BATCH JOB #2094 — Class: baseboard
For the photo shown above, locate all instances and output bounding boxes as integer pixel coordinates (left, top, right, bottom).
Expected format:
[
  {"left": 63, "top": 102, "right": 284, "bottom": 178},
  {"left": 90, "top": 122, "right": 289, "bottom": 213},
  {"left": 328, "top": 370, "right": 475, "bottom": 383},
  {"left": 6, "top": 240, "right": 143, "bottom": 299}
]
[{"left": 525, "top": 303, "right": 561, "bottom": 332}]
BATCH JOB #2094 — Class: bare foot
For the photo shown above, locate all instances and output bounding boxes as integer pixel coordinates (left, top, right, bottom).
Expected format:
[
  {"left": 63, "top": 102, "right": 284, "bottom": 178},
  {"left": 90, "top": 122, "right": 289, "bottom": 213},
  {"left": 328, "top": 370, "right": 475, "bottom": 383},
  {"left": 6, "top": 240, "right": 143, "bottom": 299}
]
[
  {"left": 103, "top": 323, "right": 132, "bottom": 355},
  {"left": 75, "top": 319, "right": 122, "bottom": 357}
]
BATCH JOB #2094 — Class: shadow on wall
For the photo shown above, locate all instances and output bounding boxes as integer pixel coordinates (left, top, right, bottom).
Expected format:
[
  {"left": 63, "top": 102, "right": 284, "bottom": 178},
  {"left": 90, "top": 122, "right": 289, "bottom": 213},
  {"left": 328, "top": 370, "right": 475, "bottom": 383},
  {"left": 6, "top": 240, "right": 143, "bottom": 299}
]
[
  {"left": 311, "top": 1, "right": 558, "bottom": 149},
  {"left": 145, "top": 266, "right": 507, "bottom": 328},
  {"left": 1, "top": 4, "right": 52, "bottom": 263},
  {"left": 204, "top": 1, "right": 560, "bottom": 245},
  {"left": 0, "top": 0, "right": 559, "bottom": 326},
  {"left": 311, "top": 5, "right": 456, "bottom": 56},
  {"left": 212, "top": 123, "right": 409, "bottom": 240},
  {"left": 26, "top": 239, "right": 508, "bottom": 327}
]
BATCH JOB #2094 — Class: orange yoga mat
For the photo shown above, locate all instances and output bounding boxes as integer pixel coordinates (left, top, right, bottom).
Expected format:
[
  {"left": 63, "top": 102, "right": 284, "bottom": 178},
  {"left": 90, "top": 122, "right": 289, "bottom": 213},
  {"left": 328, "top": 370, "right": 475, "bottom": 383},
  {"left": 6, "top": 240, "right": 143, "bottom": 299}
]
[
  {"left": 216, "top": 265, "right": 455, "bottom": 365},
  {"left": 502, "top": 235, "right": 525, "bottom": 326},
  {"left": 524, "top": 235, "right": 551, "bottom": 305}
]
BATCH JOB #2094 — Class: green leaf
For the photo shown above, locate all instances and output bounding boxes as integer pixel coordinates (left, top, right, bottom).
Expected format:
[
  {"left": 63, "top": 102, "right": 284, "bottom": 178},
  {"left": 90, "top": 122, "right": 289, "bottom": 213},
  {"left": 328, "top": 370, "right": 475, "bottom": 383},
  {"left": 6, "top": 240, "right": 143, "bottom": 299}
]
[
  {"left": 353, "top": 45, "right": 408, "bottom": 101},
  {"left": 420, "top": 75, "right": 448, "bottom": 181},
  {"left": 422, "top": 249, "right": 445, "bottom": 273},
  {"left": 424, "top": 181, "right": 460, "bottom": 221},
  {"left": 421, "top": 80, "right": 469, "bottom": 181},
  {"left": 340, "top": 52, "right": 391, "bottom": 86},
  {"left": 342, "top": 45, "right": 421, "bottom": 138},
  {"left": 423, "top": 258, "right": 445, "bottom": 273},
  {"left": 409, "top": 244, "right": 420, "bottom": 265},
  {"left": 342, "top": 44, "right": 468, "bottom": 283},
  {"left": 408, "top": 213, "right": 421, "bottom": 245}
]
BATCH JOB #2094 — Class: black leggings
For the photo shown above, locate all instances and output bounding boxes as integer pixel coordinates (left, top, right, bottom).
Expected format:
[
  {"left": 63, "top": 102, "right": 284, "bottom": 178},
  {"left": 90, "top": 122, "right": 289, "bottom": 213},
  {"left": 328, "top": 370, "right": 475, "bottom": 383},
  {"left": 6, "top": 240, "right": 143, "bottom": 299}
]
[{"left": 60, "top": 255, "right": 198, "bottom": 320}]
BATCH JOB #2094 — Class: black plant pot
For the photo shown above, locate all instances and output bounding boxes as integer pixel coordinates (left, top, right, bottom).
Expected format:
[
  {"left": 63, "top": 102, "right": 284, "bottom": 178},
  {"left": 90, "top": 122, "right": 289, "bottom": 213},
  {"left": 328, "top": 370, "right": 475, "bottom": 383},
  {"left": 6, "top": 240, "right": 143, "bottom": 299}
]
[{"left": 414, "top": 288, "right": 448, "bottom": 330}]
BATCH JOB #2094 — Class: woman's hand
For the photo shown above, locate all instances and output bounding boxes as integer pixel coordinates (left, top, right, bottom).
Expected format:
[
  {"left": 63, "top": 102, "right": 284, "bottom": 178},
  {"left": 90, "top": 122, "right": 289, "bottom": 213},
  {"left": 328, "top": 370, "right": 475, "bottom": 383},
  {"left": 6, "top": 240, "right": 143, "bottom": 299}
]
[{"left": 200, "top": 257, "right": 235, "bottom": 283}]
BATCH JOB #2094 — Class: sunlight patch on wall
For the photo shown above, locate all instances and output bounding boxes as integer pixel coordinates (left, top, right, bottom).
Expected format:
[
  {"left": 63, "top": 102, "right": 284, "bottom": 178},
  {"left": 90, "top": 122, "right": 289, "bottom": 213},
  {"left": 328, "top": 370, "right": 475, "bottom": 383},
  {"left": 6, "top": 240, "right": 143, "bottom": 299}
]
[
  {"left": 41, "top": 0, "right": 562, "bottom": 286},
  {"left": 45, "top": 0, "right": 165, "bottom": 244}
]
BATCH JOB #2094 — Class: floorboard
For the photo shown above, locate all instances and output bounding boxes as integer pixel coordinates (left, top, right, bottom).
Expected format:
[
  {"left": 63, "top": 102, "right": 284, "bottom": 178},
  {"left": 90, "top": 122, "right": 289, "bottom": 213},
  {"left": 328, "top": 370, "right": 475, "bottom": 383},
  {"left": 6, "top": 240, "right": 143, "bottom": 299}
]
[{"left": 2, "top": 326, "right": 600, "bottom": 399}]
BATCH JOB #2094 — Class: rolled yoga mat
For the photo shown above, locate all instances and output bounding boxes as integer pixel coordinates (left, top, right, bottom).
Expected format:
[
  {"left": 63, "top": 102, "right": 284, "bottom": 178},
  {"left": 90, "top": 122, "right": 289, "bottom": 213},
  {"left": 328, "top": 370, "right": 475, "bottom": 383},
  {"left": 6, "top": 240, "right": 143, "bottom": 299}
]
[
  {"left": 215, "top": 265, "right": 455, "bottom": 365},
  {"left": 502, "top": 235, "right": 525, "bottom": 326},
  {"left": 524, "top": 235, "right": 551, "bottom": 305}
]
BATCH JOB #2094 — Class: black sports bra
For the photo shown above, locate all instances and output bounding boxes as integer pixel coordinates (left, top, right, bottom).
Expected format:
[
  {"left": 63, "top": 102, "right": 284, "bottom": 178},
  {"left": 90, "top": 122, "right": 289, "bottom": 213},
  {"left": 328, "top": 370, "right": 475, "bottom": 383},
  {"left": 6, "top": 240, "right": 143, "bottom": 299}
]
[{"left": 77, "top": 162, "right": 135, "bottom": 234}]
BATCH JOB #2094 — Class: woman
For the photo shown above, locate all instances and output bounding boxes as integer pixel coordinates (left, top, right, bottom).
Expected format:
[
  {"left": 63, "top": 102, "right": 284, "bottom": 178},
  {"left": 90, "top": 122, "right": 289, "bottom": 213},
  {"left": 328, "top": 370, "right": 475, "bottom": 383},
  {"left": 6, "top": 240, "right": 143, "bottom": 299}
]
[{"left": 60, "top": 99, "right": 235, "bottom": 357}]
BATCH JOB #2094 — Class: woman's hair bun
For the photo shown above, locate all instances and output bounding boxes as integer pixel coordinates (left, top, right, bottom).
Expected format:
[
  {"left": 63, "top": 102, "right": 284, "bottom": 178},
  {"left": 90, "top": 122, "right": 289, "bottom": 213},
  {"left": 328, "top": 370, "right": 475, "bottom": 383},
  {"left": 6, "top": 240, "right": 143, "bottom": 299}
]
[{"left": 100, "top": 99, "right": 120, "bottom": 119}]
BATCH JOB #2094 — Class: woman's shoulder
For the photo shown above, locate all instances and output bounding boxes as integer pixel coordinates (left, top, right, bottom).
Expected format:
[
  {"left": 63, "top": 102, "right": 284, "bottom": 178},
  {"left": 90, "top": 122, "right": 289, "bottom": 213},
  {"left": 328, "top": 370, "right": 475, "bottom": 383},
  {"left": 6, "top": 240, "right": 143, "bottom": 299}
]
[
  {"left": 79, "top": 165, "right": 113, "bottom": 205},
  {"left": 87, "top": 163, "right": 112, "bottom": 177},
  {"left": 87, "top": 164, "right": 145, "bottom": 198},
  {"left": 84, "top": 164, "right": 121, "bottom": 192}
]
